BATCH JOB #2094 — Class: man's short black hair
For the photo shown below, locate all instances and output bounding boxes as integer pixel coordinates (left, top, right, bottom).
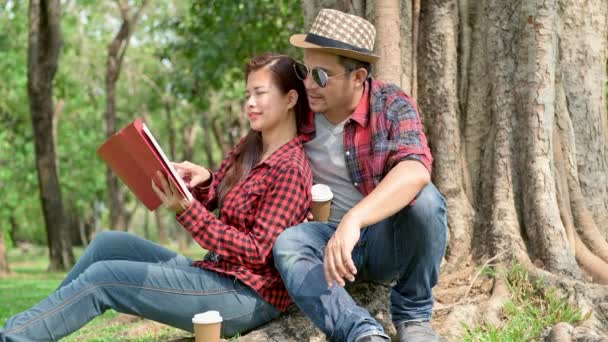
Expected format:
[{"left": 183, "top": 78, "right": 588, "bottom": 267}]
[{"left": 337, "top": 55, "right": 372, "bottom": 79}]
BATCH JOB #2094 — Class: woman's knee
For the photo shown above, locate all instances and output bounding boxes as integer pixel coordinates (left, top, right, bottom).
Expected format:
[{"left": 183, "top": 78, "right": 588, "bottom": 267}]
[{"left": 90, "top": 230, "right": 129, "bottom": 247}]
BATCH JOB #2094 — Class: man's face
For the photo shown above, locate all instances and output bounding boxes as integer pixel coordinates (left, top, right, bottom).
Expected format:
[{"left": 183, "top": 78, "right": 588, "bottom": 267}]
[{"left": 302, "top": 50, "right": 356, "bottom": 115}]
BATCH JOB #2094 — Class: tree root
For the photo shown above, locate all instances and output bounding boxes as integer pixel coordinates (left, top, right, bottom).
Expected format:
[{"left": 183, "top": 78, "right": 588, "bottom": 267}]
[{"left": 482, "top": 270, "right": 509, "bottom": 327}]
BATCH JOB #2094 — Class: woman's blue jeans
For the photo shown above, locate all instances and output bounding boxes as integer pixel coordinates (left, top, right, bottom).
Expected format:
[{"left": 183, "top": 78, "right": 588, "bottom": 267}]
[
  {"left": 273, "top": 183, "right": 447, "bottom": 342},
  {"left": 0, "top": 231, "right": 279, "bottom": 341}
]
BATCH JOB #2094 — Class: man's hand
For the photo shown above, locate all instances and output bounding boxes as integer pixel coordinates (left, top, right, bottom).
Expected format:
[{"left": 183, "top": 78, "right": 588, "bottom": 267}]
[
  {"left": 151, "top": 171, "right": 191, "bottom": 215},
  {"left": 172, "top": 161, "right": 211, "bottom": 188},
  {"left": 323, "top": 215, "right": 362, "bottom": 288}
]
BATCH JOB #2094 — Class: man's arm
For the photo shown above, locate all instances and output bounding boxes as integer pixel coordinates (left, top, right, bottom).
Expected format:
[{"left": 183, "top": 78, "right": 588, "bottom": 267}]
[
  {"left": 323, "top": 160, "right": 430, "bottom": 287},
  {"left": 347, "top": 160, "right": 430, "bottom": 228}
]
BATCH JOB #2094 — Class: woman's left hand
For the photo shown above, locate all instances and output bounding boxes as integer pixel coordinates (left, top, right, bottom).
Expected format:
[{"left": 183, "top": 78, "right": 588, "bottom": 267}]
[{"left": 151, "top": 171, "right": 191, "bottom": 215}]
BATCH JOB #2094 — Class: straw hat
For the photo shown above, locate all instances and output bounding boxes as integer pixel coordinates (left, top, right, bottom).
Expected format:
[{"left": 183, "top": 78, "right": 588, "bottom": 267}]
[{"left": 290, "top": 9, "right": 379, "bottom": 63}]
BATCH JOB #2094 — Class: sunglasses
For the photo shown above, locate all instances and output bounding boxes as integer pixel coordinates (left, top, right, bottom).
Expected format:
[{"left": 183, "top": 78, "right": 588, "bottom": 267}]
[{"left": 293, "top": 61, "right": 349, "bottom": 88}]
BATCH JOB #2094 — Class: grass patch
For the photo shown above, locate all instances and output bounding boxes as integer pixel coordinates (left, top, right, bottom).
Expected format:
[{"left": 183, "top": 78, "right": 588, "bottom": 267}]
[
  {"left": 1, "top": 242, "right": 202, "bottom": 341},
  {"left": 462, "top": 263, "right": 588, "bottom": 341}
]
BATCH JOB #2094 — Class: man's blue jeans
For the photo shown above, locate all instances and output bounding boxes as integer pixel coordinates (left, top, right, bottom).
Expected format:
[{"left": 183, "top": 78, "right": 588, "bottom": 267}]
[
  {"left": 0, "top": 231, "right": 279, "bottom": 341},
  {"left": 273, "top": 183, "right": 447, "bottom": 342}
]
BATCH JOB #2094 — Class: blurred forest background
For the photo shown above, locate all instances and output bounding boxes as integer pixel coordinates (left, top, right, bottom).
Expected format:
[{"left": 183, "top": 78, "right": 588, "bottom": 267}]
[{"left": 0, "top": 0, "right": 302, "bottom": 264}]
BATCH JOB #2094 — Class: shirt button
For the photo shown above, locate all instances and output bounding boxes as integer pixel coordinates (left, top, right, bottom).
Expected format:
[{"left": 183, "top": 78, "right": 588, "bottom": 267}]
[
  {"left": 353, "top": 182, "right": 358, "bottom": 186},
  {"left": 345, "top": 151, "right": 350, "bottom": 156}
]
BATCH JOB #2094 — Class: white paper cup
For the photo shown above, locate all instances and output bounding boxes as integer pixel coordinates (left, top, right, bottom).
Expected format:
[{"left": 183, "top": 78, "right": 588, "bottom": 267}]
[
  {"left": 192, "top": 311, "right": 222, "bottom": 342},
  {"left": 311, "top": 184, "right": 333, "bottom": 222}
]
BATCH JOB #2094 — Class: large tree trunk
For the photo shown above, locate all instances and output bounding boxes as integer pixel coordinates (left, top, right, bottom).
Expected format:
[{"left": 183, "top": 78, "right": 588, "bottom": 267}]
[
  {"left": 105, "top": 0, "right": 148, "bottom": 230},
  {"left": 236, "top": 0, "right": 608, "bottom": 341},
  {"left": 373, "top": 0, "right": 402, "bottom": 86},
  {"left": 27, "top": 0, "right": 74, "bottom": 271},
  {"left": 0, "top": 223, "right": 9, "bottom": 276},
  {"left": 418, "top": 0, "right": 608, "bottom": 339}
]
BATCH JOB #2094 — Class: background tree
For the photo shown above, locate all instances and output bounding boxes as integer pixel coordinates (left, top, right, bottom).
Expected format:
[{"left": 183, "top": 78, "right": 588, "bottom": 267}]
[
  {"left": 0, "top": 225, "right": 9, "bottom": 276},
  {"left": 105, "top": 0, "right": 149, "bottom": 231},
  {"left": 27, "top": 0, "right": 74, "bottom": 271}
]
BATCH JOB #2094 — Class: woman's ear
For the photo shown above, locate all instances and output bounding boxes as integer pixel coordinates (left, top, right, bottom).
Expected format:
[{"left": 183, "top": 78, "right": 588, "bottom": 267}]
[{"left": 286, "top": 89, "right": 298, "bottom": 110}]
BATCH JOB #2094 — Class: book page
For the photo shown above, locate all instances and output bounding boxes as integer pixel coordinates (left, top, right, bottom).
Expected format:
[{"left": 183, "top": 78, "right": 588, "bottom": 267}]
[{"left": 141, "top": 123, "right": 193, "bottom": 201}]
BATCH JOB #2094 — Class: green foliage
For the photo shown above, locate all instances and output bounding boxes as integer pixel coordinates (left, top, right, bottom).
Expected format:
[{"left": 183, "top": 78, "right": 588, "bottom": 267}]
[
  {"left": 166, "top": 0, "right": 303, "bottom": 107},
  {"left": 462, "top": 263, "right": 587, "bottom": 341}
]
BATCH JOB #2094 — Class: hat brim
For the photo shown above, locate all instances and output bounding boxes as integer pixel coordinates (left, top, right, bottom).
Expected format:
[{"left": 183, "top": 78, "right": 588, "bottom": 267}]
[{"left": 290, "top": 34, "right": 379, "bottom": 64}]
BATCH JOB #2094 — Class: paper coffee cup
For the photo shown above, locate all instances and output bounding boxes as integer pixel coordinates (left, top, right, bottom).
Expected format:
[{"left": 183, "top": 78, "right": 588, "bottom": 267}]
[
  {"left": 192, "top": 311, "right": 222, "bottom": 342},
  {"left": 311, "top": 184, "right": 333, "bottom": 222}
]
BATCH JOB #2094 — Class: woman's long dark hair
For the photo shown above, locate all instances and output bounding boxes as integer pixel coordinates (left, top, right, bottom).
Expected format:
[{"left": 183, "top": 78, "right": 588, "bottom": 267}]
[{"left": 217, "top": 53, "right": 309, "bottom": 205}]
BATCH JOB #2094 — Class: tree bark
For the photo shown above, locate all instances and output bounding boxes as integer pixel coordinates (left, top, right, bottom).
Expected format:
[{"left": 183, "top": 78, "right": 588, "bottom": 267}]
[
  {"left": 105, "top": 0, "right": 148, "bottom": 230},
  {"left": 373, "top": 0, "right": 402, "bottom": 86},
  {"left": 27, "top": 0, "right": 74, "bottom": 271},
  {"left": 0, "top": 223, "right": 9, "bottom": 276}
]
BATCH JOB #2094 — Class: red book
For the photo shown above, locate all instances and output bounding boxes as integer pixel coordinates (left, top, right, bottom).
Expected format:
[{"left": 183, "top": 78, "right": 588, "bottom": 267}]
[{"left": 97, "top": 117, "right": 193, "bottom": 211}]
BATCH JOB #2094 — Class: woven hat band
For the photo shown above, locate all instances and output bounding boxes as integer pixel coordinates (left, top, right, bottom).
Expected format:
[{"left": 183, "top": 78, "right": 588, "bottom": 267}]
[{"left": 304, "top": 33, "right": 375, "bottom": 56}]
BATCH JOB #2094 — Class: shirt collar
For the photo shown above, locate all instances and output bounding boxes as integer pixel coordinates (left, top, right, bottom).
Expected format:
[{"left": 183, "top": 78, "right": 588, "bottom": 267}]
[
  {"left": 350, "top": 80, "right": 370, "bottom": 127},
  {"left": 258, "top": 135, "right": 302, "bottom": 168},
  {"left": 300, "top": 80, "right": 371, "bottom": 135}
]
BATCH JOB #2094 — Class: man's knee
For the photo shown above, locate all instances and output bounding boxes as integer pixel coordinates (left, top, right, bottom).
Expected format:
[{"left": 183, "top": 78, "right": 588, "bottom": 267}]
[
  {"left": 410, "top": 183, "right": 446, "bottom": 219},
  {"left": 394, "top": 183, "right": 447, "bottom": 252},
  {"left": 401, "top": 183, "right": 446, "bottom": 233}
]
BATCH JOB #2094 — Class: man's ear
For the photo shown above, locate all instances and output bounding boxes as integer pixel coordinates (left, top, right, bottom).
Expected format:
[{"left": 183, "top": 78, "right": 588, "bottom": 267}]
[
  {"left": 287, "top": 89, "right": 298, "bottom": 110},
  {"left": 353, "top": 68, "right": 368, "bottom": 87}
]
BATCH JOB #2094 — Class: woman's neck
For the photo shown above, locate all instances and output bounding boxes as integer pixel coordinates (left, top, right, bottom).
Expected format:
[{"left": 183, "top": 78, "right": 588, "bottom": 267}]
[{"left": 260, "top": 123, "right": 297, "bottom": 161}]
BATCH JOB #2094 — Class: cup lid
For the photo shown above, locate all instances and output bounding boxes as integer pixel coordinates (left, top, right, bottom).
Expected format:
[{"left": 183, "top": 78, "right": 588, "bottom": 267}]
[
  {"left": 311, "top": 184, "right": 333, "bottom": 202},
  {"left": 192, "top": 310, "right": 223, "bottom": 324}
]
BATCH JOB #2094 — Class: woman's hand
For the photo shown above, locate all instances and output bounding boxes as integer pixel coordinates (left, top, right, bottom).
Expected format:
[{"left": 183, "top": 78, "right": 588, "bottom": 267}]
[
  {"left": 151, "top": 171, "right": 191, "bottom": 215},
  {"left": 172, "top": 161, "right": 211, "bottom": 188}
]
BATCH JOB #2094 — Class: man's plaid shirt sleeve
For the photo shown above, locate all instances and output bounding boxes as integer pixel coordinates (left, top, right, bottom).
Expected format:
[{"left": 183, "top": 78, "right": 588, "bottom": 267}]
[
  {"left": 385, "top": 95, "right": 433, "bottom": 173},
  {"left": 177, "top": 167, "right": 309, "bottom": 267}
]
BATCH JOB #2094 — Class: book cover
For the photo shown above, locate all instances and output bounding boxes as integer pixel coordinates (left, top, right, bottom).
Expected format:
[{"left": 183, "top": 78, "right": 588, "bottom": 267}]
[{"left": 97, "top": 117, "right": 193, "bottom": 211}]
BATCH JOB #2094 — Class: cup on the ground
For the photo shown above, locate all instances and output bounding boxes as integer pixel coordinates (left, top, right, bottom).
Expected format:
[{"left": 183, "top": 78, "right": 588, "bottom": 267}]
[
  {"left": 192, "top": 311, "right": 222, "bottom": 342},
  {"left": 311, "top": 184, "right": 333, "bottom": 222}
]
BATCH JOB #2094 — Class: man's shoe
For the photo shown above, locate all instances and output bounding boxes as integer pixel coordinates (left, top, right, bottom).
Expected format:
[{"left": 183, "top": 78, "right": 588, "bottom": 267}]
[
  {"left": 356, "top": 335, "right": 390, "bottom": 342},
  {"left": 397, "top": 321, "right": 440, "bottom": 342}
]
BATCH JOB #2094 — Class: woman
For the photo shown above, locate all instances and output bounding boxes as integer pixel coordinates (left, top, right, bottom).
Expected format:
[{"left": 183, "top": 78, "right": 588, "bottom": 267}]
[{"left": 0, "top": 53, "right": 312, "bottom": 341}]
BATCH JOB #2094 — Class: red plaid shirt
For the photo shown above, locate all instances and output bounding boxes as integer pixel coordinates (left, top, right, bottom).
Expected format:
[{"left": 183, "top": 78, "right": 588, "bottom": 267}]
[
  {"left": 176, "top": 136, "right": 312, "bottom": 311},
  {"left": 300, "top": 79, "right": 433, "bottom": 196}
]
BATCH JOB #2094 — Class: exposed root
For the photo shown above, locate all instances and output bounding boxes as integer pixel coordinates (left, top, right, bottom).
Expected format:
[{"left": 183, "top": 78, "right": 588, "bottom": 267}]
[
  {"left": 569, "top": 179, "right": 608, "bottom": 265},
  {"left": 482, "top": 268, "right": 509, "bottom": 327},
  {"left": 574, "top": 234, "right": 608, "bottom": 285},
  {"left": 553, "top": 102, "right": 608, "bottom": 284},
  {"left": 545, "top": 322, "right": 574, "bottom": 342},
  {"left": 442, "top": 304, "right": 479, "bottom": 341}
]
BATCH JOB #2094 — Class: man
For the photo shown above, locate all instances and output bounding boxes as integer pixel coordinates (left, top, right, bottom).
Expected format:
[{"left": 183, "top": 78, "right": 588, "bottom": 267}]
[{"left": 272, "top": 9, "right": 447, "bottom": 342}]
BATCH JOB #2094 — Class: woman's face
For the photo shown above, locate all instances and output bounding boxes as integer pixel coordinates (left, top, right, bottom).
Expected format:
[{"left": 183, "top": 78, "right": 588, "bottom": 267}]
[{"left": 245, "top": 67, "right": 295, "bottom": 133}]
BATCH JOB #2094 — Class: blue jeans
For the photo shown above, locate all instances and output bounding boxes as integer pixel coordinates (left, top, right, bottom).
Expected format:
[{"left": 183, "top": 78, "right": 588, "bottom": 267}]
[
  {"left": 273, "top": 183, "right": 447, "bottom": 342},
  {"left": 0, "top": 231, "right": 279, "bottom": 341}
]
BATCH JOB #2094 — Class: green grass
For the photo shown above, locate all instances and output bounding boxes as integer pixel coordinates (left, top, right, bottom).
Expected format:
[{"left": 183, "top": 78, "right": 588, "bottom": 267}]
[
  {"left": 462, "top": 263, "right": 588, "bottom": 341},
  {"left": 1, "top": 243, "right": 202, "bottom": 341}
]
